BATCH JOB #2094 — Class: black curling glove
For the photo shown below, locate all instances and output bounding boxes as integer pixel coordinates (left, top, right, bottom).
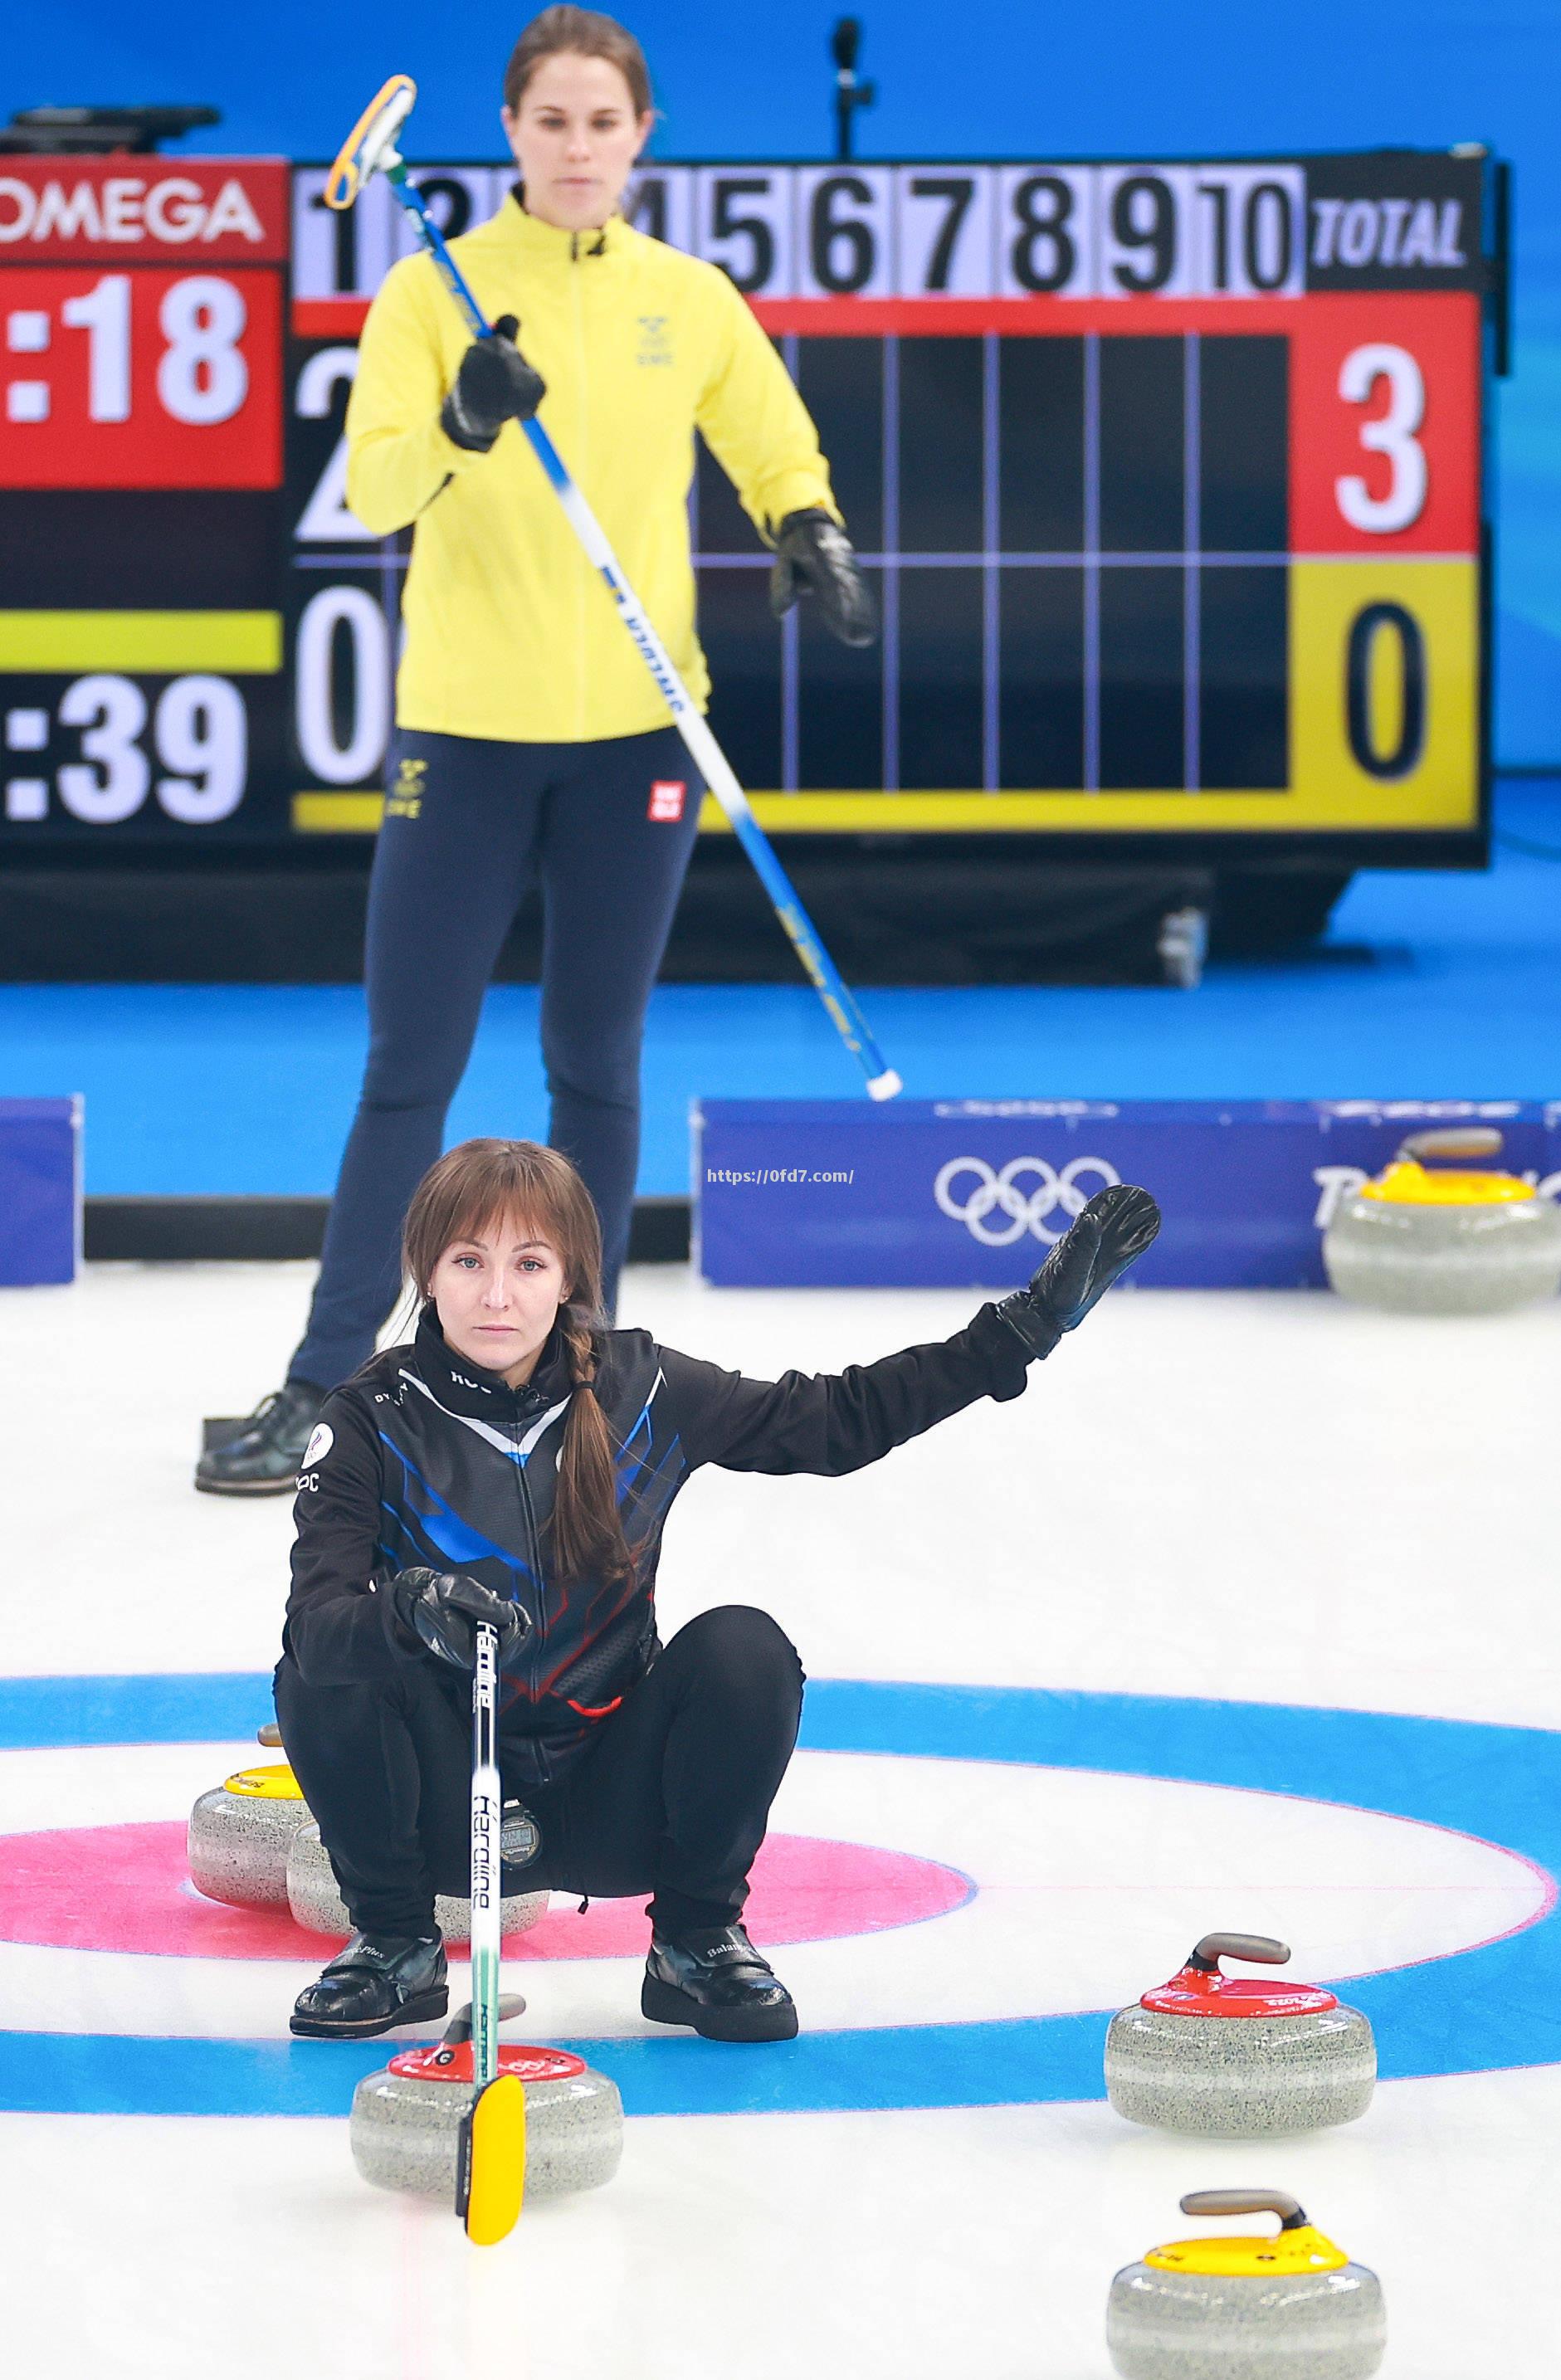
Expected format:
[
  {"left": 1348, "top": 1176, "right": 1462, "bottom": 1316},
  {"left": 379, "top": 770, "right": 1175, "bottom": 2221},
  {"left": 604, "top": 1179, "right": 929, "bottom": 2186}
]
[
  {"left": 769, "top": 507, "right": 878, "bottom": 646},
  {"left": 995, "top": 1184, "right": 1162, "bottom": 1358},
  {"left": 440, "top": 315, "right": 547, "bottom": 452},
  {"left": 388, "top": 1567, "right": 531, "bottom": 1669}
]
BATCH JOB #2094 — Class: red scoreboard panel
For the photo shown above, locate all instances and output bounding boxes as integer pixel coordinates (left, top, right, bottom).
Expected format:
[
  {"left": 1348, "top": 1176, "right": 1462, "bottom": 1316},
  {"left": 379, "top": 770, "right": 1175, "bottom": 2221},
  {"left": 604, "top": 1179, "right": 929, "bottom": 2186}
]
[
  {"left": 0, "top": 157, "right": 289, "bottom": 835},
  {"left": 0, "top": 148, "right": 1502, "bottom": 856},
  {"left": 0, "top": 158, "right": 286, "bottom": 487},
  {"left": 0, "top": 263, "right": 283, "bottom": 489}
]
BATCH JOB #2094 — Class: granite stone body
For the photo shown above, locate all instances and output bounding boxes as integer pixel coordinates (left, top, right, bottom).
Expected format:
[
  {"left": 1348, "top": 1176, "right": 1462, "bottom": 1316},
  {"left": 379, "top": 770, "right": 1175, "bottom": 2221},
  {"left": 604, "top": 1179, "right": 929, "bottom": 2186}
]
[
  {"left": 1105, "top": 2003, "right": 1376, "bottom": 2135},
  {"left": 1106, "top": 2259, "right": 1386, "bottom": 2380},
  {"left": 187, "top": 1778, "right": 314, "bottom": 1908},
  {"left": 350, "top": 2057, "right": 623, "bottom": 2202},
  {"left": 1324, "top": 1193, "right": 1561, "bottom": 1314},
  {"left": 285, "top": 1822, "right": 549, "bottom": 1941}
]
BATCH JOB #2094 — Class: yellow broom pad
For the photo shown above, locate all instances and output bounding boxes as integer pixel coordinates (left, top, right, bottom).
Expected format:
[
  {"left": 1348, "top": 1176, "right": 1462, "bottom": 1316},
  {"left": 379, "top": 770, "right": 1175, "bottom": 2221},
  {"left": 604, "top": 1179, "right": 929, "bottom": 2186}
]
[{"left": 460, "top": 2072, "right": 527, "bottom": 2246}]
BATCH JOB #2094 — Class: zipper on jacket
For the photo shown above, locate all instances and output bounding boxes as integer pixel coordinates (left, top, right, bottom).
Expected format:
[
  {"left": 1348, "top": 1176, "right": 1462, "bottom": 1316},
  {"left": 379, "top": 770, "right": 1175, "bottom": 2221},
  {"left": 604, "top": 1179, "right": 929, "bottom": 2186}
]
[{"left": 570, "top": 250, "right": 588, "bottom": 741}]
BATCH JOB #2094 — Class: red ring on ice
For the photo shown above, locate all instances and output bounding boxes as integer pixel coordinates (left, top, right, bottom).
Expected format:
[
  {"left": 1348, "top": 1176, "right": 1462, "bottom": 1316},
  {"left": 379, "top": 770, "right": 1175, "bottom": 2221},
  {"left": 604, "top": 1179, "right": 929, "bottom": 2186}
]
[{"left": 0, "top": 1822, "right": 973, "bottom": 1960}]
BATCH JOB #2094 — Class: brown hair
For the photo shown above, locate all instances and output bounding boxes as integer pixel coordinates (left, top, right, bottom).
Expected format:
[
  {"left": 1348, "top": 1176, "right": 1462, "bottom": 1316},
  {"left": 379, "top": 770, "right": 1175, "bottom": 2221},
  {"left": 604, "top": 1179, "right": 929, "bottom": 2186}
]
[
  {"left": 402, "top": 1138, "right": 633, "bottom": 1588},
  {"left": 503, "top": 7, "right": 653, "bottom": 117}
]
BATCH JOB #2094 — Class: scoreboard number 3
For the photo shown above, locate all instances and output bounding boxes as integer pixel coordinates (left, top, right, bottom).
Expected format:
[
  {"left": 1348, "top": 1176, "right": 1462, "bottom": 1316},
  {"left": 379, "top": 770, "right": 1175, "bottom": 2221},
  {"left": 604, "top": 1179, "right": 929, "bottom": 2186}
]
[{"left": 1336, "top": 343, "right": 1427, "bottom": 534}]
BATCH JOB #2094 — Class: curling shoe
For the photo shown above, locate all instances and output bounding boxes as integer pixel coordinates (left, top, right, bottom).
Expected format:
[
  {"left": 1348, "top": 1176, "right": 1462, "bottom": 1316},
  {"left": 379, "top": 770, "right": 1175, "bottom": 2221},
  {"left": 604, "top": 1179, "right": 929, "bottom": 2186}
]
[
  {"left": 195, "top": 1379, "right": 324, "bottom": 1497},
  {"left": 290, "top": 1929, "right": 448, "bottom": 2040},
  {"left": 641, "top": 1922, "right": 798, "bottom": 2043}
]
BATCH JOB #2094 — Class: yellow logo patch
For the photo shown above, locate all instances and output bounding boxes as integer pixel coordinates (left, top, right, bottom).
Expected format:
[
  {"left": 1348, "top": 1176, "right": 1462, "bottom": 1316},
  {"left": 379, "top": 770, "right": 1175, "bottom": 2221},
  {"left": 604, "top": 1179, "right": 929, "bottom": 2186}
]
[{"left": 386, "top": 754, "right": 426, "bottom": 819}]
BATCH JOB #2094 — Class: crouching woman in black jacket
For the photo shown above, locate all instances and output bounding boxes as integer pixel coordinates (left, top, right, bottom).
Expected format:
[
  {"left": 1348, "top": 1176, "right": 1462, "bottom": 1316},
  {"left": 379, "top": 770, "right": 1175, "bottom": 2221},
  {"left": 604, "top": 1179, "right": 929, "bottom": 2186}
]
[{"left": 277, "top": 1136, "right": 1159, "bottom": 2045}]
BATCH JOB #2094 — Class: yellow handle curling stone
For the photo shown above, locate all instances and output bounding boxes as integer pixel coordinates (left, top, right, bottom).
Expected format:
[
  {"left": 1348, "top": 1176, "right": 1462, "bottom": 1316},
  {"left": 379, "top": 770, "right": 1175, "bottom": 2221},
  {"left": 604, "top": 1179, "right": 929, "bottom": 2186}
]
[
  {"left": 1107, "top": 2189, "right": 1385, "bottom": 2380},
  {"left": 187, "top": 1762, "right": 313, "bottom": 1909},
  {"left": 1323, "top": 1125, "right": 1561, "bottom": 1314}
]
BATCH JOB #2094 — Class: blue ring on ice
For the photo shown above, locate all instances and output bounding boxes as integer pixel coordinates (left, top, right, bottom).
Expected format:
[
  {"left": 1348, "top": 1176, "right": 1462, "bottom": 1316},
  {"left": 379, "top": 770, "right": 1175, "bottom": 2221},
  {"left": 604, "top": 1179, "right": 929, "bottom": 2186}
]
[{"left": 0, "top": 1674, "right": 1557, "bottom": 2119}]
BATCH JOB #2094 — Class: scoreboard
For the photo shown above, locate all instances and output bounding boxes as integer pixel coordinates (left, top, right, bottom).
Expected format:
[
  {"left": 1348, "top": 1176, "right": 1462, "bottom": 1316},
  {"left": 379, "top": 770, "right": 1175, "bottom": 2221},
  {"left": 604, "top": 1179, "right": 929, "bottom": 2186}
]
[
  {"left": 0, "top": 147, "right": 1502, "bottom": 858},
  {"left": 0, "top": 157, "right": 290, "bottom": 838}
]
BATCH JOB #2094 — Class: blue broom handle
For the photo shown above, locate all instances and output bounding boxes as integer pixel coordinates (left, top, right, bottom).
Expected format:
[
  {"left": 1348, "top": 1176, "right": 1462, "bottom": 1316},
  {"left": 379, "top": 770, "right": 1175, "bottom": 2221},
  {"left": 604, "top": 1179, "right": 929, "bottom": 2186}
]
[{"left": 387, "top": 169, "right": 901, "bottom": 1102}]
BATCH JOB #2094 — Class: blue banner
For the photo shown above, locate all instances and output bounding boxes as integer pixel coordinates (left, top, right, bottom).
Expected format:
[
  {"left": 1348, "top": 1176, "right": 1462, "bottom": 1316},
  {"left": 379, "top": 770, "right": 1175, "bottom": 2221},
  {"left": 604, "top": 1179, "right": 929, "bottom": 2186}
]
[
  {"left": 0, "top": 1097, "right": 80, "bottom": 1286},
  {"left": 694, "top": 1098, "right": 1561, "bottom": 1288}
]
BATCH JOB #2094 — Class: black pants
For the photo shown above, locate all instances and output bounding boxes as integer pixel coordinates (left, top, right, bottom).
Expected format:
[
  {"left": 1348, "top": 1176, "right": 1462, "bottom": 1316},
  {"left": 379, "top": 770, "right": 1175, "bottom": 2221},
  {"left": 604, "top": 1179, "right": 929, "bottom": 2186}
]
[
  {"left": 289, "top": 724, "right": 704, "bottom": 1392},
  {"left": 275, "top": 1607, "right": 805, "bottom": 1943}
]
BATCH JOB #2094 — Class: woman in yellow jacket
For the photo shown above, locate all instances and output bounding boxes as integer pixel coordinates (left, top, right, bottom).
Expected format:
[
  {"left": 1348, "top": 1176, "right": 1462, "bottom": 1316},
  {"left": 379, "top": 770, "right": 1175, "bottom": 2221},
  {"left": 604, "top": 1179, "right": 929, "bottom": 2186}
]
[{"left": 199, "top": 3, "right": 874, "bottom": 1493}]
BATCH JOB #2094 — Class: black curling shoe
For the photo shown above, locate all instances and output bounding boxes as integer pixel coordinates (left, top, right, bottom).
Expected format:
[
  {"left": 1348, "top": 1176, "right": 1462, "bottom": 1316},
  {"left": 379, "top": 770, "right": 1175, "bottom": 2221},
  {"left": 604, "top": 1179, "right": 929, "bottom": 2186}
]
[
  {"left": 195, "top": 1379, "right": 325, "bottom": 1497},
  {"left": 290, "top": 1930, "right": 448, "bottom": 2040},
  {"left": 641, "top": 1923, "right": 798, "bottom": 2042}
]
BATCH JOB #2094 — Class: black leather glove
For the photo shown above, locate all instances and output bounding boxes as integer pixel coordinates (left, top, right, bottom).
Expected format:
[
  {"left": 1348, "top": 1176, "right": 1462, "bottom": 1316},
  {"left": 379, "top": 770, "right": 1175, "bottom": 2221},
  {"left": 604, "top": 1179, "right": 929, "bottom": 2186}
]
[
  {"left": 995, "top": 1184, "right": 1162, "bottom": 1357},
  {"left": 440, "top": 315, "right": 546, "bottom": 452},
  {"left": 769, "top": 508, "right": 878, "bottom": 646},
  {"left": 388, "top": 1567, "right": 531, "bottom": 1670}
]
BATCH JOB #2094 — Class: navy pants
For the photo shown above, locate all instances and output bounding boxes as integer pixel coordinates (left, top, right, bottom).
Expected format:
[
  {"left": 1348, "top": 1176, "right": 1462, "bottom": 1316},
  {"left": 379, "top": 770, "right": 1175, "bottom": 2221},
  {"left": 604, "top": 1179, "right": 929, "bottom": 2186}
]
[
  {"left": 275, "top": 1606, "right": 806, "bottom": 1941},
  {"left": 290, "top": 725, "right": 703, "bottom": 1392}
]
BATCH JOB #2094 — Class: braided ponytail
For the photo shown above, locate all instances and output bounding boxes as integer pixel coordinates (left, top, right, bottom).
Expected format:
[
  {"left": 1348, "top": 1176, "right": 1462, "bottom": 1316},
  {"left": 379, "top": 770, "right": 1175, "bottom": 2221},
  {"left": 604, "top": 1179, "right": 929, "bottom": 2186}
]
[
  {"left": 403, "top": 1138, "right": 633, "bottom": 1587},
  {"left": 554, "top": 1291, "right": 633, "bottom": 1586}
]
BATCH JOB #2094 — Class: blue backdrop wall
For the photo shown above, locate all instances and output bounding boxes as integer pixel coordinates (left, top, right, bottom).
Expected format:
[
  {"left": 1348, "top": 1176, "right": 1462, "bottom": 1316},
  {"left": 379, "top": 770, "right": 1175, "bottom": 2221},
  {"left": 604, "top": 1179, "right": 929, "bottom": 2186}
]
[{"left": 7, "top": 1, "right": 1561, "bottom": 767}]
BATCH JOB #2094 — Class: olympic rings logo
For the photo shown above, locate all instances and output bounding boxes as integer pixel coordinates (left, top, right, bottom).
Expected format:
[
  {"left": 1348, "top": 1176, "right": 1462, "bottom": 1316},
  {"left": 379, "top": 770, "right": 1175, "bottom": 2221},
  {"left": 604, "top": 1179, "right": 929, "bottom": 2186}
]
[{"left": 932, "top": 1154, "right": 1121, "bottom": 1246}]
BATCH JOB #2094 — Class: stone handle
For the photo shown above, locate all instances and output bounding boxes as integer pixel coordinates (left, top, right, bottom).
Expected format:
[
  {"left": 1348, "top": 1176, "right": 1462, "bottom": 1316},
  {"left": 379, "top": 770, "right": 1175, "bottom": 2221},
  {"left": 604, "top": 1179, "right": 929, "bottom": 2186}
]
[
  {"left": 256, "top": 1722, "right": 283, "bottom": 1747},
  {"left": 1181, "top": 2189, "right": 1305, "bottom": 2228},
  {"left": 441, "top": 1992, "right": 527, "bottom": 2042},
  {"left": 1398, "top": 1126, "right": 1504, "bottom": 1163},
  {"left": 1188, "top": 1932, "right": 1290, "bottom": 1972}
]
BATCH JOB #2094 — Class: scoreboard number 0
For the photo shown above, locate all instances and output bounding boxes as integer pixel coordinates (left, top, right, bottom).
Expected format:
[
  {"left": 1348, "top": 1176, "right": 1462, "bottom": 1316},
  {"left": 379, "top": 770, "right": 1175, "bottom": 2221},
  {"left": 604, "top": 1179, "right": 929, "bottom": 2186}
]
[
  {"left": 295, "top": 587, "right": 393, "bottom": 785},
  {"left": 1346, "top": 602, "right": 1427, "bottom": 780}
]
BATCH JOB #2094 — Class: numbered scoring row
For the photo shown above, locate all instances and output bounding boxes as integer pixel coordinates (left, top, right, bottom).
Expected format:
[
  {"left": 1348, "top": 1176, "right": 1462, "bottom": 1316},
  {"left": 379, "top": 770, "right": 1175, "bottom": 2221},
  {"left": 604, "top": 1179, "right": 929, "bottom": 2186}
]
[
  {"left": 0, "top": 584, "right": 1441, "bottom": 829},
  {"left": 294, "top": 161, "right": 1309, "bottom": 303},
  {"left": 289, "top": 339, "right": 1441, "bottom": 549}
]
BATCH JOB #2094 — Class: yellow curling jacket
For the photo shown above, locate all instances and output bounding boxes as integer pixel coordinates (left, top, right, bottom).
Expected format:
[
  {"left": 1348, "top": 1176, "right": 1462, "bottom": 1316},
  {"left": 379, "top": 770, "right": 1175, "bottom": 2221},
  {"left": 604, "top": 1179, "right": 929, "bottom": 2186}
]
[{"left": 344, "top": 196, "right": 840, "bottom": 743}]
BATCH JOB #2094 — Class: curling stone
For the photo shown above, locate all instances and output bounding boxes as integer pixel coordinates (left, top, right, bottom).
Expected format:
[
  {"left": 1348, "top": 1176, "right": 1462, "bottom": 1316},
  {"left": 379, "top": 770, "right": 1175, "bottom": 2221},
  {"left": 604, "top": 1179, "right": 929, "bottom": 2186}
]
[
  {"left": 188, "top": 1762, "right": 314, "bottom": 1908},
  {"left": 1107, "top": 2188, "right": 1385, "bottom": 2380},
  {"left": 1324, "top": 1126, "right": 1561, "bottom": 1315},
  {"left": 351, "top": 1999, "right": 623, "bottom": 2204},
  {"left": 1105, "top": 1934, "right": 1375, "bottom": 2136},
  {"left": 285, "top": 1820, "right": 549, "bottom": 1941}
]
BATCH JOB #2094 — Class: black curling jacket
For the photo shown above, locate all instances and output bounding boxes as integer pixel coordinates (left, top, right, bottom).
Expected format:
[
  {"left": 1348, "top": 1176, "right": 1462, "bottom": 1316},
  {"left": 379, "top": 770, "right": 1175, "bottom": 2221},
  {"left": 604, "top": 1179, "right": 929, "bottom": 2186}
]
[{"left": 283, "top": 1300, "right": 1051, "bottom": 1787}]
